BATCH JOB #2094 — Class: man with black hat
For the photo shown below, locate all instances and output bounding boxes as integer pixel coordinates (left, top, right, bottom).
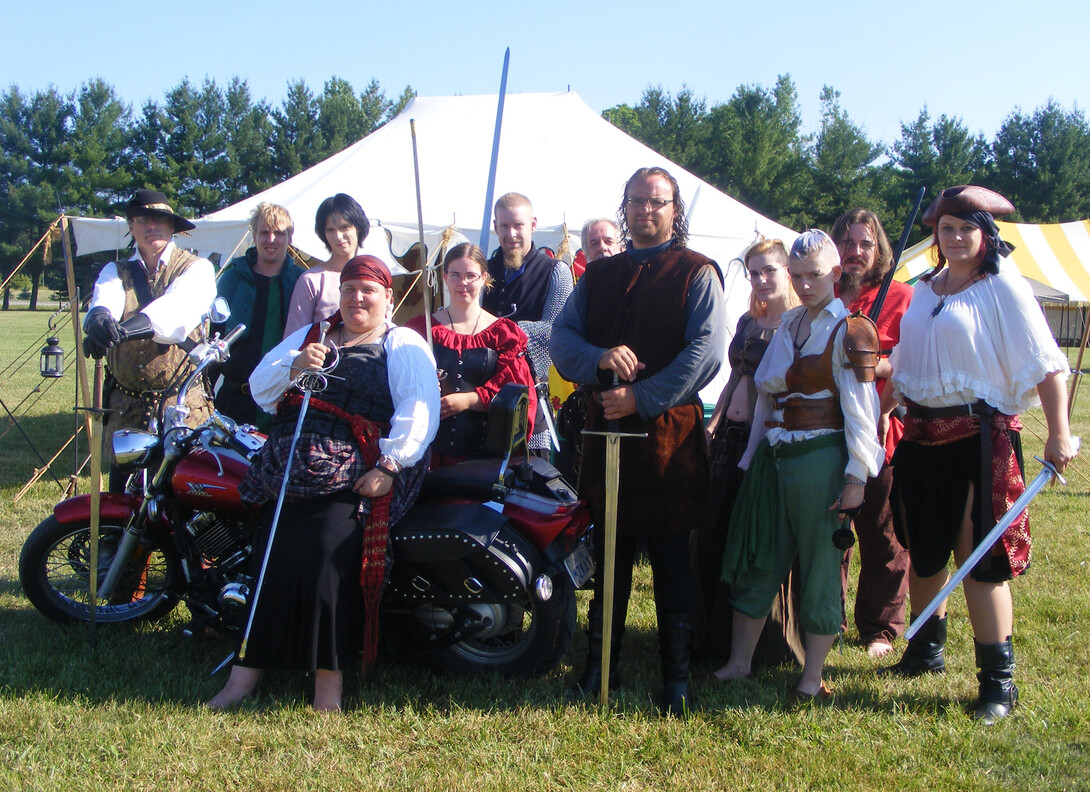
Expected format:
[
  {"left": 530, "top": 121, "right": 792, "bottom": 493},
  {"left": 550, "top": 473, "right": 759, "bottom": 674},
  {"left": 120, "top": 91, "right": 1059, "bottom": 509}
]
[{"left": 84, "top": 188, "right": 217, "bottom": 490}]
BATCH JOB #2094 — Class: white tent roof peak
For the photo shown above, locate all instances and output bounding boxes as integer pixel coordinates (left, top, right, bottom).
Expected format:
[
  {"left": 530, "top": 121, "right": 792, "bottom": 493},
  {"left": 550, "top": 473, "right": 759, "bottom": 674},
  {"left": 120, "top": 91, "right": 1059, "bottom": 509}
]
[{"left": 203, "top": 90, "right": 794, "bottom": 264}]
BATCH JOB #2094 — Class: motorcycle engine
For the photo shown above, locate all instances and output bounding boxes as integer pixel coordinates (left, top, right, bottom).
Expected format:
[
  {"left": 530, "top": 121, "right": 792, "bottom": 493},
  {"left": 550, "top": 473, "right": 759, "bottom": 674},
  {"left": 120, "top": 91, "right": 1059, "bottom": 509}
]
[
  {"left": 184, "top": 512, "right": 251, "bottom": 565},
  {"left": 184, "top": 511, "right": 256, "bottom": 632}
]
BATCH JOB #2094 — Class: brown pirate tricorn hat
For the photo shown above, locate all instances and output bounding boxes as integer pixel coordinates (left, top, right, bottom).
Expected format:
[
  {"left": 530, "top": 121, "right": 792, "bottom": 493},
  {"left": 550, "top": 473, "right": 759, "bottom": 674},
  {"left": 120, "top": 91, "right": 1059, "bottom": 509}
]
[
  {"left": 124, "top": 189, "right": 196, "bottom": 233},
  {"left": 921, "top": 185, "right": 1015, "bottom": 226}
]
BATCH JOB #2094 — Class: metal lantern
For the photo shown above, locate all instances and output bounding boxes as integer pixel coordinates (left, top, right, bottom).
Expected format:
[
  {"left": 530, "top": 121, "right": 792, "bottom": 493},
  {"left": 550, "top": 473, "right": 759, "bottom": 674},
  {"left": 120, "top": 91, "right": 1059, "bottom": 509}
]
[{"left": 40, "top": 336, "right": 64, "bottom": 378}]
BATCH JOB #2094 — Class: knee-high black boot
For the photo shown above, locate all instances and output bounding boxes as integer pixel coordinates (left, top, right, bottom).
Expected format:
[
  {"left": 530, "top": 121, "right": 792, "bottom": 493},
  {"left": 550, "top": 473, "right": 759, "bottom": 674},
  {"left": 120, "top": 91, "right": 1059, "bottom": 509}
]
[
  {"left": 566, "top": 597, "right": 624, "bottom": 699},
  {"left": 971, "top": 636, "right": 1018, "bottom": 724},
  {"left": 878, "top": 613, "right": 946, "bottom": 677},
  {"left": 659, "top": 613, "right": 695, "bottom": 718}
]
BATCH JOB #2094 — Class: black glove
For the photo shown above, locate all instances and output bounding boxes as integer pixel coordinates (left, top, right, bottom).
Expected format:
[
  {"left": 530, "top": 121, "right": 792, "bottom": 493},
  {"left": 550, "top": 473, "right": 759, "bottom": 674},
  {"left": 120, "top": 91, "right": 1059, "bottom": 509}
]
[
  {"left": 119, "top": 312, "right": 154, "bottom": 342},
  {"left": 83, "top": 307, "right": 123, "bottom": 358}
]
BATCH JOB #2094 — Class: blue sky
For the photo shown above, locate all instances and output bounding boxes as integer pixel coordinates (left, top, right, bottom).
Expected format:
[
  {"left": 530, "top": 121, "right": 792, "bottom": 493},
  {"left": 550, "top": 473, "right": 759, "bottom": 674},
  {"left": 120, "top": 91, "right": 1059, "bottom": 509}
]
[{"left": 3, "top": 0, "right": 1087, "bottom": 148}]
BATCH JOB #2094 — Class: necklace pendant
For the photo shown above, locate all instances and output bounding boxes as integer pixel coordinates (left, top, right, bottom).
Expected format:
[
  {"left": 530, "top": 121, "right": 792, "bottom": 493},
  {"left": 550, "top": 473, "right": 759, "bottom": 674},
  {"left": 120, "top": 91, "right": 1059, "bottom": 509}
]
[{"left": 930, "top": 298, "right": 945, "bottom": 318}]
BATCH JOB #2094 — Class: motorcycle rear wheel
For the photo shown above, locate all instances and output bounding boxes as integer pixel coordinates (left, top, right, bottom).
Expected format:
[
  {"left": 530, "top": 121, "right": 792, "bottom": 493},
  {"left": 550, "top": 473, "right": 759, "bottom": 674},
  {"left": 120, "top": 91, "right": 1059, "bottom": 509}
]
[
  {"left": 19, "top": 515, "right": 183, "bottom": 625},
  {"left": 428, "top": 528, "right": 576, "bottom": 678}
]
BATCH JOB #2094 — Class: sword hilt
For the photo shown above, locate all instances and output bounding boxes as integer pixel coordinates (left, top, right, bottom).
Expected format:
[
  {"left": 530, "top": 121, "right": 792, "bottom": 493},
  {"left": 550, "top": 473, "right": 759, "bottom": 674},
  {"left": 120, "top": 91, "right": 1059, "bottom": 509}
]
[
  {"left": 1035, "top": 435, "right": 1080, "bottom": 486},
  {"left": 606, "top": 372, "right": 620, "bottom": 433}
]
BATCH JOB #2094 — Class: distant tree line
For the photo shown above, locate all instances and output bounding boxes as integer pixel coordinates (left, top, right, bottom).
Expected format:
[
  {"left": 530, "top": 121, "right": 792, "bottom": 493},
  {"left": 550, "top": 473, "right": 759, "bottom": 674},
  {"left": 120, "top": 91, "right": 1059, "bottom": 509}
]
[
  {"left": 2, "top": 72, "right": 1089, "bottom": 309},
  {"left": 0, "top": 76, "right": 414, "bottom": 308},
  {"left": 604, "top": 75, "right": 1090, "bottom": 244}
]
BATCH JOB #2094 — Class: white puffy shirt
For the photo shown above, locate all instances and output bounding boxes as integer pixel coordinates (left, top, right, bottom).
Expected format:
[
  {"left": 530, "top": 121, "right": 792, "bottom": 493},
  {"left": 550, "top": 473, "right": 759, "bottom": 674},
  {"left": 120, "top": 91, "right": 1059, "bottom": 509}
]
[
  {"left": 890, "top": 261, "right": 1069, "bottom": 416},
  {"left": 248, "top": 320, "right": 440, "bottom": 468},
  {"left": 747, "top": 298, "right": 883, "bottom": 482}
]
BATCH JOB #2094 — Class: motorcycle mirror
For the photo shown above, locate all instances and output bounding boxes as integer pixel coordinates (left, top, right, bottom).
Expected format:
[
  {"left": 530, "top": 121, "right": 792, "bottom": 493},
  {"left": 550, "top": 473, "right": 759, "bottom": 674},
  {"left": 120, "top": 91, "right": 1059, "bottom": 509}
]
[{"left": 208, "top": 297, "right": 231, "bottom": 325}]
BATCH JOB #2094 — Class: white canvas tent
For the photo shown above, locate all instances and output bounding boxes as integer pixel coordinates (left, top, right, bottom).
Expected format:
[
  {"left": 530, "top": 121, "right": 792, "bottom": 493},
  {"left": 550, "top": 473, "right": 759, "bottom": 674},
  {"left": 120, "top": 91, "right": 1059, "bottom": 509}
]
[{"left": 68, "top": 91, "right": 797, "bottom": 402}]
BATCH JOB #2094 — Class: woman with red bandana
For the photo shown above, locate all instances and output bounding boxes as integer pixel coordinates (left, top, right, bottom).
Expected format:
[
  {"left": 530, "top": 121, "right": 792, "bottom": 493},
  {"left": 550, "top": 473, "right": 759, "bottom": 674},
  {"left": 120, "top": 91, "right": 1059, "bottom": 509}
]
[
  {"left": 208, "top": 255, "right": 439, "bottom": 711},
  {"left": 882, "top": 186, "right": 1077, "bottom": 724}
]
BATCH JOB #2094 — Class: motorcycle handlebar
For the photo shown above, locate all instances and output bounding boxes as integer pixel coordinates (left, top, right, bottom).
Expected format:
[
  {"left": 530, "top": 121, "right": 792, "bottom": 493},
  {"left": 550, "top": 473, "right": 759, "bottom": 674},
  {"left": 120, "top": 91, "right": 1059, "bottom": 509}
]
[{"left": 220, "top": 323, "right": 247, "bottom": 349}]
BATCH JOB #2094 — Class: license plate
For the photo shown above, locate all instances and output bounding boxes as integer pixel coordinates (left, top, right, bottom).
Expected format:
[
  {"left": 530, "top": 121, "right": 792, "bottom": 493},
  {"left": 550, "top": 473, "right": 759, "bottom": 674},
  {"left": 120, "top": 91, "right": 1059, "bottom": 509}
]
[{"left": 562, "top": 543, "right": 595, "bottom": 588}]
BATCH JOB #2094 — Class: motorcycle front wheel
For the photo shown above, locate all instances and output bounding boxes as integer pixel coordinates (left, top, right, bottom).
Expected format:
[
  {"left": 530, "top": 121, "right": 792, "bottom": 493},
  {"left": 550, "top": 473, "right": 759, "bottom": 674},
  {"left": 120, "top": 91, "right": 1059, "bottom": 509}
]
[
  {"left": 19, "top": 515, "right": 183, "bottom": 625},
  {"left": 427, "top": 528, "right": 577, "bottom": 678}
]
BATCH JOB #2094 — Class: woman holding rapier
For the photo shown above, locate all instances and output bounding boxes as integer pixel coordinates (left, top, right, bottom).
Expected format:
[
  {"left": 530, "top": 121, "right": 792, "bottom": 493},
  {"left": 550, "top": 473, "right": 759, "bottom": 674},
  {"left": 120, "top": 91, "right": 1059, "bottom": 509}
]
[
  {"left": 881, "top": 186, "right": 1076, "bottom": 724},
  {"left": 208, "top": 255, "right": 438, "bottom": 711}
]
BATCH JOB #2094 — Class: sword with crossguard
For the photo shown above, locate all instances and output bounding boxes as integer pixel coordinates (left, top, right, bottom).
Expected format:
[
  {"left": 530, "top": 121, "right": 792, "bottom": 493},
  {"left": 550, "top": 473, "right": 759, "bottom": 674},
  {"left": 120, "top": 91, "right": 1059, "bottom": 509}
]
[
  {"left": 583, "top": 373, "right": 645, "bottom": 710},
  {"left": 906, "top": 438, "right": 1081, "bottom": 639},
  {"left": 238, "top": 321, "right": 332, "bottom": 661}
]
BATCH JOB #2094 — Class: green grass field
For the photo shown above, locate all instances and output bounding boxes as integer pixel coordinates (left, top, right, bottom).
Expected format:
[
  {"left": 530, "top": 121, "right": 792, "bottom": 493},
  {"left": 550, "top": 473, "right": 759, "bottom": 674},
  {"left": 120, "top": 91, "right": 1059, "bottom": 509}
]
[{"left": 1, "top": 307, "right": 1088, "bottom": 791}]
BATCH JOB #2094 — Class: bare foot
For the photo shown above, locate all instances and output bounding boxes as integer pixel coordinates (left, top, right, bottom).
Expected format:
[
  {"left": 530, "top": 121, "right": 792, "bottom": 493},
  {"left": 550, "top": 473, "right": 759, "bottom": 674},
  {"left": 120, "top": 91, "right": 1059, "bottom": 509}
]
[
  {"left": 708, "top": 662, "right": 751, "bottom": 682},
  {"left": 793, "top": 678, "right": 829, "bottom": 698},
  {"left": 207, "top": 666, "right": 262, "bottom": 710},
  {"left": 866, "top": 640, "right": 894, "bottom": 658},
  {"left": 313, "top": 669, "right": 343, "bottom": 712}
]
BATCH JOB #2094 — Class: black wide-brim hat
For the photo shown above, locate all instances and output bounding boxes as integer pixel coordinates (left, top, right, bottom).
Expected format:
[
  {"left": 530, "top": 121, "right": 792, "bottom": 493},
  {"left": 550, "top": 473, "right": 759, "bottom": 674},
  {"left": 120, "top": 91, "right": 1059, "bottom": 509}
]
[
  {"left": 921, "top": 185, "right": 1015, "bottom": 226},
  {"left": 124, "top": 189, "right": 196, "bottom": 233}
]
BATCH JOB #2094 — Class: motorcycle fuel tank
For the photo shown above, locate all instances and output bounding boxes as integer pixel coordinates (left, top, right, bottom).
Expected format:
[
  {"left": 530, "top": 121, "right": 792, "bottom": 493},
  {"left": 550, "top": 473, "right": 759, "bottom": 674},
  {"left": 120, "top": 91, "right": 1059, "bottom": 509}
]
[{"left": 172, "top": 447, "right": 257, "bottom": 516}]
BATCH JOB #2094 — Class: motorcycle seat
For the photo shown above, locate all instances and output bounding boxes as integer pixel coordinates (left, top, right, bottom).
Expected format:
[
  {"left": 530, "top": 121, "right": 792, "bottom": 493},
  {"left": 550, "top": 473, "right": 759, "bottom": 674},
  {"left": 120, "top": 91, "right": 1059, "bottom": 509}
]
[{"left": 420, "top": 456, "right": 575, "bottom": 502}]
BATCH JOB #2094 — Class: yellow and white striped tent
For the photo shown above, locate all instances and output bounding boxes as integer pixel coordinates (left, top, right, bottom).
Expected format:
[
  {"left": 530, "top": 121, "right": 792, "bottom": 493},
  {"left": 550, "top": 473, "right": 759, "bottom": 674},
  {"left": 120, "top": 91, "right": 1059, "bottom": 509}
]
[{"left": 897, "top": 219, "right": 1090, "bottom": 304}]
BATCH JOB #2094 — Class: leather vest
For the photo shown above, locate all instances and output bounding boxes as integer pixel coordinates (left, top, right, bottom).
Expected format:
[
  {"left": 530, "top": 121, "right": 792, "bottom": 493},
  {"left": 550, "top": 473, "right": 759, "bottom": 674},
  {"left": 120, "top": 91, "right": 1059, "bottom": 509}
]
[
  {"left": 481, "top": 245, "right": 557, "bottom": 322},
  {"left": 770, "top": 313, "right": 878, "bottom": 432},
  {"left": 577, "top": 247, "right": 718, "bottom": 537},
  {"left": 106, "top": 246, "right": 203, "bottom": 393}
]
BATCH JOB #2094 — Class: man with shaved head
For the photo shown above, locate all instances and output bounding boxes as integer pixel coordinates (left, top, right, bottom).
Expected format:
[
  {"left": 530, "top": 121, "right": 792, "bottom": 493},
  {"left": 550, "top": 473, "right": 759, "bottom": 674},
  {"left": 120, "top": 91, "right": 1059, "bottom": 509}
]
[{"left": 482, "top": 192, "right": 574, "bottom": 453}]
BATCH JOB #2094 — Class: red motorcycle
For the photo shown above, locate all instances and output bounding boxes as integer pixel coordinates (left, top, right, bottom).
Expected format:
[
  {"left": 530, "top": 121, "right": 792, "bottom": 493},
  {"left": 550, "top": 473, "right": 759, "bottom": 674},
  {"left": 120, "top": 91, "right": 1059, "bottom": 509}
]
[{"left": 19, "top": 303, "right": 594, "bottom": 677}]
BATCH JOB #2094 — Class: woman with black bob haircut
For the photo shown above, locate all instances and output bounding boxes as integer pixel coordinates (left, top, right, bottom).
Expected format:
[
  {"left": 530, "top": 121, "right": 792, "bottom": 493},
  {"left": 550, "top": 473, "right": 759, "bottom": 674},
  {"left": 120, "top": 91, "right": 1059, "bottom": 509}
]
[
  {"left": 881, "top": 185, "right": 1077, "bottom": 724},
  {"left": 284, "top": 193, "right": 372, "bottom": 336}
]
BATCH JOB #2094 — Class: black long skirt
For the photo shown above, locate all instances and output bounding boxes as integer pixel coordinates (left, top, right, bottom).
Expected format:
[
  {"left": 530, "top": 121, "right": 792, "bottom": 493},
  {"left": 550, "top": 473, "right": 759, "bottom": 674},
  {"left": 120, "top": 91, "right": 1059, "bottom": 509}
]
[
  {"left": 692, "top": 419, "right": 806, "bottom": 667},
  {"left": 238, "top": 490, "right": 364, "bottom": 672}
]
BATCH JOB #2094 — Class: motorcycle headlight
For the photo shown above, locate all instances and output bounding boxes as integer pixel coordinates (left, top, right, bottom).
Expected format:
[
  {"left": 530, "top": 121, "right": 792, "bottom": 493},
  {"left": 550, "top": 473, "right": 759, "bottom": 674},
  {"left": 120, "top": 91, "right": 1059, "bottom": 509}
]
[{"left": 112, "top": 429, "right": 160, "bottom": 469}]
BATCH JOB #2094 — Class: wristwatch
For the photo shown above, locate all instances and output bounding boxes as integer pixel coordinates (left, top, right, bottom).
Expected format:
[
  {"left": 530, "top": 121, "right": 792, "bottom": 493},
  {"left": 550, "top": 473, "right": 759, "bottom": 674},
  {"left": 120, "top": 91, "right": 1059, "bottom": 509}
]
[{"left": 376, "top": 454, "right": 402, "bottom": 477}]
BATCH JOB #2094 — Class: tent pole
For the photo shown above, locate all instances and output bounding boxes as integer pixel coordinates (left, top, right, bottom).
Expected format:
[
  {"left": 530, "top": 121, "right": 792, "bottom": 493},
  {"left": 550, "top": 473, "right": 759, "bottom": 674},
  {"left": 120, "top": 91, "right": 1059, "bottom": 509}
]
[
  {"left": 478, "top": 48, "right": 510, "bottom": 255},
  {"left": 0, "top": 217, "right": 59, "bottom": 293},
  {"left": 60, "top": 217, "right": 93, "bottom": 446},
  {"left": 1069, "top": 304, "right": 1090, "bottom": 419},
  {"left": 410, "top": 119, "right": 433, "bottom": 354}
]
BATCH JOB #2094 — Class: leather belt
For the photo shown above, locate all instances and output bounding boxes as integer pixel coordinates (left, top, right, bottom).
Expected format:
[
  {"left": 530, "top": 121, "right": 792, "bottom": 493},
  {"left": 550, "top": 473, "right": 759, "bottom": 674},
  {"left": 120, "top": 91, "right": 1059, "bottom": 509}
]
[
  {"left": 904, "top": 399, "right": 989, "bottom": 419},
  {"left": 766, "top": 395, "right": 844, "bottom": 431}
]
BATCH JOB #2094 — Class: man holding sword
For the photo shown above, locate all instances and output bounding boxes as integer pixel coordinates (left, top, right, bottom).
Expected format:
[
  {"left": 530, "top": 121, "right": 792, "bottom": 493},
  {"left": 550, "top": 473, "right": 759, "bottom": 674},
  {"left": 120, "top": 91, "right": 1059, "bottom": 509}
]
[{"left": 550, "top": 166, "right": 725, "bottom": 717}]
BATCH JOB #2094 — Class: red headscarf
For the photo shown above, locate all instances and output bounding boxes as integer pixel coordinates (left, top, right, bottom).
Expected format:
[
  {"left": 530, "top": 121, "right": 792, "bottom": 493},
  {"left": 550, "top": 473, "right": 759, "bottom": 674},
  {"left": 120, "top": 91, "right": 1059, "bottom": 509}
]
[{"left": 341, "top": 254, "right": 392, "bottom": 289}]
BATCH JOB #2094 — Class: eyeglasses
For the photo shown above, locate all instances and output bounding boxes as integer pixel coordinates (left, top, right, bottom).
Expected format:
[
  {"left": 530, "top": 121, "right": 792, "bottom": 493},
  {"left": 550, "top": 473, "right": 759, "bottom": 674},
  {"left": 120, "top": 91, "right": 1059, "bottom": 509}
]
[
  {"left": 132, "top": 215, "right": 166, "bottom": 226},
  {"left": 444, "top": 271, "right": 482, "bottom": 284},
  {"left": 625, "top": 198, "right": 673, "bottom": 211},
  {"left": 837, "top": 238, "right": 876, "bottom": 253}
]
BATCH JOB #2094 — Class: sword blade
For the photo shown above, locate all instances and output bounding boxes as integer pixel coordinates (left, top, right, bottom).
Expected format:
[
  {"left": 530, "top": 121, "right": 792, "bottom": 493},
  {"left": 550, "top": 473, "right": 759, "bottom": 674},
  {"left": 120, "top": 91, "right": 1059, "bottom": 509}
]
[
  {"left": 239, "top": 322, "right": 330, "bottom": 660},
  {"left": 599, "top": 434, "right": 621, "bottom": 710},
  {"left": 535, "top": 383, "right": 561, "bottom": 452},
  {"left": 583, "top": 427, "right": 646, "bottom": 711},
  {"left": 87, "top": 359, "right": 105, "bottom": 647},
  {"left": 905, "top": 452, "right": 1072, "bottom": 639}
]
